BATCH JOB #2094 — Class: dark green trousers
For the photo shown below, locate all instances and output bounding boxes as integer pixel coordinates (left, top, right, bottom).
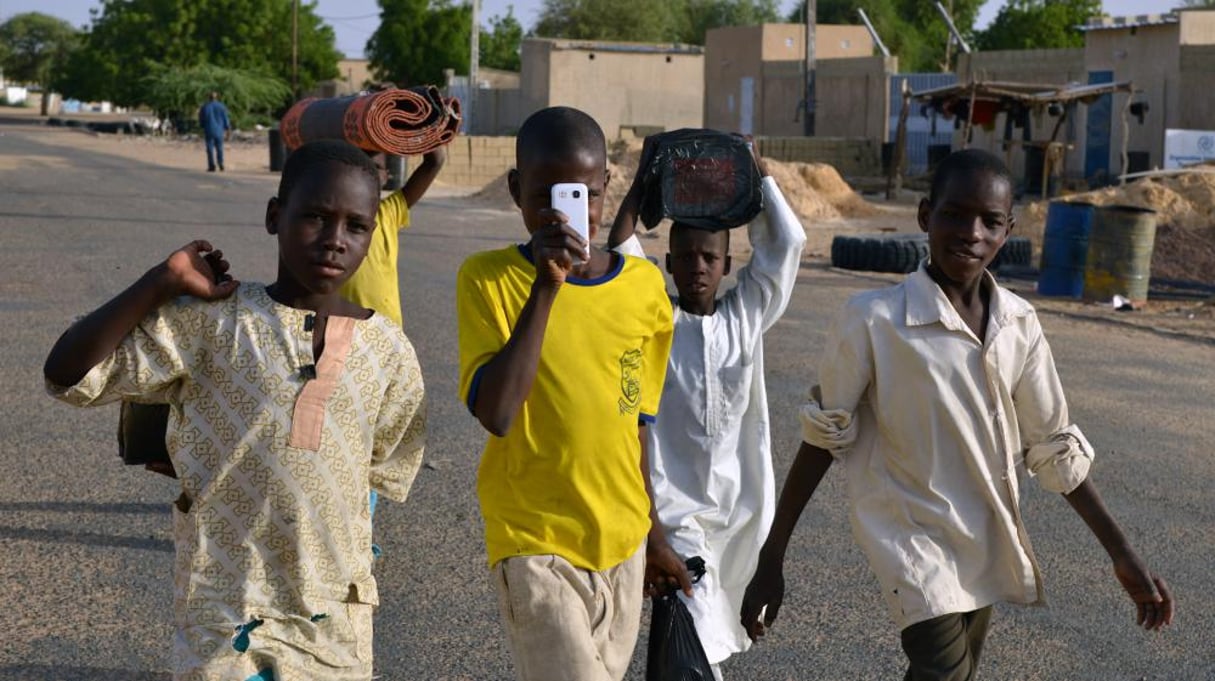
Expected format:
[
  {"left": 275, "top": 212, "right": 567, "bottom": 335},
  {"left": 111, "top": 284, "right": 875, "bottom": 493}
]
[{"left": 900, "top": 606, "right": 994, "bottom": 681}]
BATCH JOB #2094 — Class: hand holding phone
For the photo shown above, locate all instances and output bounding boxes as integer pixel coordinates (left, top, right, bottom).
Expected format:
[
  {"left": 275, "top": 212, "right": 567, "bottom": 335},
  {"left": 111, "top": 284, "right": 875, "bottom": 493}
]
[{"left": 551, "top": 182, "right": 590, "bottom": 263}]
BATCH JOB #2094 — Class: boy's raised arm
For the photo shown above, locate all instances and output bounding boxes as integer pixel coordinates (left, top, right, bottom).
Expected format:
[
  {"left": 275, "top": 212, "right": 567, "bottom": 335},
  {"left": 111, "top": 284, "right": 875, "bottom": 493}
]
[
  {"left": 1063, "top": 478, "right": 1174, "bottom": 630},
  {"left": 735, "top": 155, "right": 807, "bottom": 333},
  {"left": 400, "top": 146, "right": 448, "bottom": 209},
  {"left": 740, "top": 440, "right": 833, "bottom": 641},
  {"left": 607, "top": 136, "right": 658, "bottom": 251},
  {"left": 468, "top": 217, "right": 585, "bottom": 436},
  {"left": 44, "top": 241, "right": 237, "bottom": 388}
]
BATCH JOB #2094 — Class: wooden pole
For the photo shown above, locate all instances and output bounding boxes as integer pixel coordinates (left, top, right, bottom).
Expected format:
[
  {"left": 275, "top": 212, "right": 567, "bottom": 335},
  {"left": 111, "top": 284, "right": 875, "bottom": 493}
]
[
  {"left": 804, "top": 0, "right": 816, "bottom": 136},
  {"left": 887, "top": 80, "right": 911, "bottom": 200},
  {"left": 469, "top": 0, "right": 479, "bottom": 134},
  {"left": 960, "top": 82, "right": 977, "bottom": 149},
  {"left": 292, "top": 0, "right": 299, "bottom": 99}
]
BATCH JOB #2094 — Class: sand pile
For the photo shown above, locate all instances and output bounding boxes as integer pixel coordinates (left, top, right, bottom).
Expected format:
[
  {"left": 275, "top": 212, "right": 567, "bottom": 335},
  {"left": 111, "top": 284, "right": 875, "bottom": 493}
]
[
  {"left": 1021, "top": 171, "right": 1215, "bottom": 283},
  {"left": 763, "top": 160, "right": 880, "bottom": 221},
  {"left": 471, "top": 137, "right": 879, "bottom": 228}
]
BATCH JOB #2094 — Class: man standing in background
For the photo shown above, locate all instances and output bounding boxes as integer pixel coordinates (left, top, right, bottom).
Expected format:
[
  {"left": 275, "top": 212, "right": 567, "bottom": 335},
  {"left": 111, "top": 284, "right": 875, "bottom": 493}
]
[{"left": 199, "top": 91, "right": 231, "bottom": 172}]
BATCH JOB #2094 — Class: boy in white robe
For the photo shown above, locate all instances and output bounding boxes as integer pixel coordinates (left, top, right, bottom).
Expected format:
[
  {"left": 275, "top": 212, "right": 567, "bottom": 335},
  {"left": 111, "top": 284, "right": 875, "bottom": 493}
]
[{"left": 609, "top": 145, "right": 806, "bottom": 678}]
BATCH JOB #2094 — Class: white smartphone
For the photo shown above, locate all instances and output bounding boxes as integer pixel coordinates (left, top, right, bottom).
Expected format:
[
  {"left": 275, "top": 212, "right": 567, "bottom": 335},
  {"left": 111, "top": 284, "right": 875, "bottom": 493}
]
[{"left": 551, "top": 182, "right": 590, "bottom": 262}]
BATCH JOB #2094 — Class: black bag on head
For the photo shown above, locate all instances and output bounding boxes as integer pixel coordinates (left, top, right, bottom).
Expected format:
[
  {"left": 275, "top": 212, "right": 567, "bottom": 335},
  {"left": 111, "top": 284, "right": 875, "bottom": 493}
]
[
  {"left": 646, "top": 556, "right": 714, "bottom": 681},
  {"left": 639, "top": 129, "right": 763, "bottom": 232}
]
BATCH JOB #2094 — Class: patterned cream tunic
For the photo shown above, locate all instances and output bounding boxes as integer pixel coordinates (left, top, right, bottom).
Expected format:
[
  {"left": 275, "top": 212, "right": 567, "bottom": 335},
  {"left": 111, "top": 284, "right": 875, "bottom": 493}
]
[{"left": 49, "top": 283, "right": 427, "bottom": 680}]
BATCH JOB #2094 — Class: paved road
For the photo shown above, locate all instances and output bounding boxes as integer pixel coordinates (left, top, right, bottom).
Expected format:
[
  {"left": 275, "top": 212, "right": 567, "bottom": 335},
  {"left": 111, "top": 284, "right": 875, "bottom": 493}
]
[{"left": 1, "top": 126, "right": 1212, "bottom": 680}]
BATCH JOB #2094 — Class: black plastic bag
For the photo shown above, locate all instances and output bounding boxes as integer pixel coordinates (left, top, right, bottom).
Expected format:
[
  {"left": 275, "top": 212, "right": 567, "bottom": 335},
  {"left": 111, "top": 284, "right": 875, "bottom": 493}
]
[
  {"left": 646, "top": 556, "right": 714, "bottom": 681},
  {"left": 639, "top": 129, "right": 763, "bottom": 232}
]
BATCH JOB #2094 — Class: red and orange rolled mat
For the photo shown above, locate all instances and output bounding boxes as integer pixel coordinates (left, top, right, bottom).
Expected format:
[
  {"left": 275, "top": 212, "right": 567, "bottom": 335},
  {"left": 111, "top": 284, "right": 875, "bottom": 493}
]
[{"left": 280, "top": 85, "right": 461, "bottom": 155}]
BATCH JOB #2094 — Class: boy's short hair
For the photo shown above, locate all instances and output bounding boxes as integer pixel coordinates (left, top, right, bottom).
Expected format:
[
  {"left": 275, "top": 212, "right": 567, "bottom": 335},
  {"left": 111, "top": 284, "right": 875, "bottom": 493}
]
[
  {"left": 278, "top": 139, "right": 380, "bottom": 202},
  {"left": 515, "top": 107, "right": 606, "bottom": 167},
  {"left": 928, "top": 149, "right": 1013, "bottom": 206},
  {"left": 671, "top": 221, "right": 730, "bottom": 252}
]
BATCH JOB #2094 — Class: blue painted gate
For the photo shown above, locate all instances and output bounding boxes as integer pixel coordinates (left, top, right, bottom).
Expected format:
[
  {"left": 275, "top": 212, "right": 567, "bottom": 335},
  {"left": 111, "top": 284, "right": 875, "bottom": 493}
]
[
  {"left": 1084, "top": 70, "right": 1115, "bottom": 186},
  {"left": 890, "top": 73, "right": 958, "bottom": 175}
]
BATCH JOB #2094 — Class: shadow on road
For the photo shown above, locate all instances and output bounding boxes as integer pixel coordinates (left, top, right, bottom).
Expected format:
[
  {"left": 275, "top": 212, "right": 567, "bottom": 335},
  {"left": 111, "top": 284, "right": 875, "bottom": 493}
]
[
  {"left": 0, "top": 501, "right": 170, "bottom": 514},
  {"left": 0, "top": 526, "right": 172, "bottom": 552},
  {"left": 0, "top": 210, "right": 251, "bottom": 229},
  {"left": 0, "top": 666, "right": 168, "bottom": 681}
]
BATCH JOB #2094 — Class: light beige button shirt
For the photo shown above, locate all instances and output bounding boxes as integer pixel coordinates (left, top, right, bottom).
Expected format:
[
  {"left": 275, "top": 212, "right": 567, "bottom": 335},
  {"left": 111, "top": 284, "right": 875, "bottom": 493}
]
[{"left": 801, "top": 264, "right": 1094, "bottom": 629}]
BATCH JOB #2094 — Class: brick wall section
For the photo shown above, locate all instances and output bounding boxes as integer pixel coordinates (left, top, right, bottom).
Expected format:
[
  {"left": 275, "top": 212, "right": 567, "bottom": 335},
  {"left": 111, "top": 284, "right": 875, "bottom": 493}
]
[
  {"left": 758, "top": 136, "right": 881, "bottom": 177},
  {"left": 433, "top": 135, "right": 879, "bottom": 188},
  {"left": 430, "top": 135, "right": 517, "bottom": 188}
]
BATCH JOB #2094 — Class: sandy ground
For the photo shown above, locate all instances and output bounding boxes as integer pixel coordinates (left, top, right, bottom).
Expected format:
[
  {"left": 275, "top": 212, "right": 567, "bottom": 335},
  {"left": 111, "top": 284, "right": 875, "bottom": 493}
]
[{"left": 7, "top": 107, "right": 1211, "bottom": 343}]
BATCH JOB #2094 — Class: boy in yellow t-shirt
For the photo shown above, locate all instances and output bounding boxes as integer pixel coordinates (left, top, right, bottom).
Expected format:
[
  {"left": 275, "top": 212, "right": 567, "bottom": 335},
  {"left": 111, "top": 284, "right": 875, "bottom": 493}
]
[{"left": 456, "top": 106, "right": 691, "bottom": 681}]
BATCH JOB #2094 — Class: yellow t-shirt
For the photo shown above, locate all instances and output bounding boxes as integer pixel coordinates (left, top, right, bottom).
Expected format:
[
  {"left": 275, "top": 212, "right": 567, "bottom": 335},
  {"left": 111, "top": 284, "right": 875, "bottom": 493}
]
[
  {"left": 457, "top": 244, "right": 674, "bottom": 571},
  {"left": 340, "top": 191, "right": 411, "bottom": 326}
]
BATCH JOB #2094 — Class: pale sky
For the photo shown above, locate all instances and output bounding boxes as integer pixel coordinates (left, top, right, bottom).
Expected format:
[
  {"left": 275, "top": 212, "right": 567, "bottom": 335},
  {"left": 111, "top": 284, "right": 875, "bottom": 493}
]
[{"left": 1, "top": 0, "right": 1189, "bottom": 59}]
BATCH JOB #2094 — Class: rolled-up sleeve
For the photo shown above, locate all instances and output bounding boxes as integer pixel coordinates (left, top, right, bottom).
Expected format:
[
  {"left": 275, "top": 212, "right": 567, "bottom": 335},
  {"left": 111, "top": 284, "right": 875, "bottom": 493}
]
[
  {"left": 1024, "top": 424, "right": 1094, "bottom": 494},
  {"left": 799, "top": 300, "right": 873, "bottom": 458},
  {"left": 1014, "top": 313, "right": 1093, "bottom": 494}
]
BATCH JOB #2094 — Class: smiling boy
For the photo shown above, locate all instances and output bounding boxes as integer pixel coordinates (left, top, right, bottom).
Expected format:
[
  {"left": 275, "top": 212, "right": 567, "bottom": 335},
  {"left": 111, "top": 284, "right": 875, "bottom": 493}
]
[
  {"left": 741, "top": 149, "right": 1173, "bottom": 680},
  {"left": 44, "top": 140, "right": 427, "bottom": 680}
]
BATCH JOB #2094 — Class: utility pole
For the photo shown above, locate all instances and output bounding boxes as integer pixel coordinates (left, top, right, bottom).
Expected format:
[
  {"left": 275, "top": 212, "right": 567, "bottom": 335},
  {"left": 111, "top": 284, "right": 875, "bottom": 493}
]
[
  {"left": 942, "top": 0, "right": 954, "bottom": 73},
  {"left": 804, "top": 0, "right": 816, "bottom": 136},
  {"left": 291, "top": 0, "right": 300, "bottom": 100},
  {"left": 857, "top": 8, "right": 890, "bottom": 58},
  {"left": 934, "top": 1, "right": 971, "bottom": 57},
  {"left": 468, "top": 0, "right": 480, "bottom": 134}
]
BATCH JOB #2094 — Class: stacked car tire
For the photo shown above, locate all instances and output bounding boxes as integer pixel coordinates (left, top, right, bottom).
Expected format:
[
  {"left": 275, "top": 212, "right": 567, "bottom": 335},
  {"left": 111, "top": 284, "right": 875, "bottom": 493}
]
[{"left": 830, "top": 233, "right": 1032, "bottom": 274}]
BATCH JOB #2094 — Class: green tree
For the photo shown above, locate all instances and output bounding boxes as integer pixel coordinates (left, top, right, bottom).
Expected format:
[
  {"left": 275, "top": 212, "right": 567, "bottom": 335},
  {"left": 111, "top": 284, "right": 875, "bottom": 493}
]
[
  {"left": 481, "top": 7, "right": 524, "bottom": 71},
  {"left": 55, "top": 0, "right": 338, "bottom": 108},
  {"left": 683, "top": 0, "right": 780, "bottom": 44},
  {"left": 534, "top": 0, "right": 685, "bottom": 43},
  {"left": 0, "top": 12, "right": 79, "bottom": 115},
  {"left": 976, "top": 0, "right": 1101, "bottom": 51},
  {"left": 534, "top": 0, "right": 779, "bottom": 44},
  {"left": 367, "top": 0, "right": 473, "bottom": 86},
  {"left": 791, "top": 0, "right": 983, "bottom": 72},
  {"left": 142, "top": 64, "right": 291, "bottom": 130}
]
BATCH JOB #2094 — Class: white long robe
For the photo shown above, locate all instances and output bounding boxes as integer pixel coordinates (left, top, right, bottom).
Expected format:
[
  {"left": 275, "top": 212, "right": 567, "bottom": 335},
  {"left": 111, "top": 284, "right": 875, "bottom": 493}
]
[{"left": 616, "top": 177, "right": 806, "bottom": 664}]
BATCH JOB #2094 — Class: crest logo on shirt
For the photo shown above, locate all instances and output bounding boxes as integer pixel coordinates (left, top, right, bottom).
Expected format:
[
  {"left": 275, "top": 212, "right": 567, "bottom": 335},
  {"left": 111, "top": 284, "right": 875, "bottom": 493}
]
[{"left": 618, "top": 349, "right": 642, "bottom": 415}]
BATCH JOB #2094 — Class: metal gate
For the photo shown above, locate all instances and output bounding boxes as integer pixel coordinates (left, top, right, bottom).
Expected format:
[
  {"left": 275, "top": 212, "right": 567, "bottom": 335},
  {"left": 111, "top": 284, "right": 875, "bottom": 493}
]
[{"left": 890, "top": 73, "right": 958, "bottom": 175}]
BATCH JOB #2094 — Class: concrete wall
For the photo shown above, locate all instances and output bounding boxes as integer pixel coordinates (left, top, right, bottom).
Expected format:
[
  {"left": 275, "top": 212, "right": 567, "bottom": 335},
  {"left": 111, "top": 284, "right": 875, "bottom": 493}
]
[
  {"left": 704, "top": 26, "right": 766, "bottom": 134},
  {"left": 524, "top": 39, "right": 703, "bottom": 139},
  {"left": 815, "top": 56, "right": 895, "bottom": 141},
  {"left": 1178, "top": 45, "right": 1215, "bottom": 130},
  {"left": 956, "top": 49, "right": 1088, "bottom": 181},
  {"left": 520, "top": 40, "right": 553, "bottom": 122},
  {"left": 1179, "top": 8, "right": 1215, "bottom": 44},
  {"left": 705, "top": 23, "right": 876, "bottom": 136},
  {"left": 757, "top": 136, "right": 881, "bottom": 177},
  {"left": 758, "top": 23, "right": 874, "bottom": 61},
  {"left": 470, "top": 88, "right": 526, "bottom": 136},
  {"left": 311, "top": 59, "right": 373, "bottom": 98},
  {"left": 1086, "top": 23, "right": 1181, "bottom": 171}
]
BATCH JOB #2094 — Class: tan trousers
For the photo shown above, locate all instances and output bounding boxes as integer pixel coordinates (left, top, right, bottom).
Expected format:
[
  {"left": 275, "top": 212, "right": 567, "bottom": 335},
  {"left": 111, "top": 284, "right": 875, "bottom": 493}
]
[{"left": 492, "top": 543, "right": 645, "bottom": 681}]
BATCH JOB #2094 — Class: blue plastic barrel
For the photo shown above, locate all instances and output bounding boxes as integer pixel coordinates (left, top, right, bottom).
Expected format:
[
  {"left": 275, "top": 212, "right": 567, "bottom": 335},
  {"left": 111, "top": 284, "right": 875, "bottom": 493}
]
[{"left": 1037, "top": 201, "right": 1095, "bottom": 298}]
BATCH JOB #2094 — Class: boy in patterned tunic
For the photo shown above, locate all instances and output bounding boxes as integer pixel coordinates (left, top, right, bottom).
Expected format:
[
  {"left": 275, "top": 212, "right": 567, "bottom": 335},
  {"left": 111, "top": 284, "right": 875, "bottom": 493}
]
[{"left": 44, "top": 140, "right": 427, "bottom": 680}]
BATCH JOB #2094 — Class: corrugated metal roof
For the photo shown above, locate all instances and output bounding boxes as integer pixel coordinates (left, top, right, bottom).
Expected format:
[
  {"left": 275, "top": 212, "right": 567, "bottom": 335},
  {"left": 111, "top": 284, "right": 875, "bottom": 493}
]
[{"left": 1078, "top": 13, "right": 1179, "bottom": 32}]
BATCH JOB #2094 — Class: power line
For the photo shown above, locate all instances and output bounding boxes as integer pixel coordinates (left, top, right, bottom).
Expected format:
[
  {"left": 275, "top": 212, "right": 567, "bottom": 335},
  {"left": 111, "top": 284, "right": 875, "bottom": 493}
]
[{"left": 319, "top": 12, "right": 380, "bottom": 21}]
